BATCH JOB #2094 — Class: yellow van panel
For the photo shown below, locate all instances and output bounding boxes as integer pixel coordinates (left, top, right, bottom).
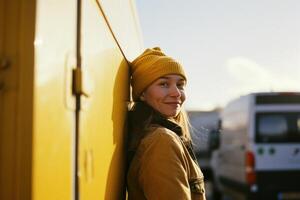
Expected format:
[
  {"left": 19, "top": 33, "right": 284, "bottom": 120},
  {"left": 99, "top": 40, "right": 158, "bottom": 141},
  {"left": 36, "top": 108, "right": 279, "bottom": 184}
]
[
  {"left": 1, "top": 0, "right": 142, "bottom": 199},
  {"left": 32, "top": 0, "right": 76, "bottom": 199},
  {"left": 79, "top": 0, "right": 142, "bottom": 199},
  {"left": 0, "top": 0, "right": 35, "bottom": 199},
  {"left": 98, "top": 0, "right": 143, "bottom": 61}
]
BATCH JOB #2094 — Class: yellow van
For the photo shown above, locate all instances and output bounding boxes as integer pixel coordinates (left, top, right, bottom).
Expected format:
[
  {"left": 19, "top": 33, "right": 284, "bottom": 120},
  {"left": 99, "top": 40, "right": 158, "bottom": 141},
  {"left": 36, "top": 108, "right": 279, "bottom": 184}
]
[{"left": 0, "top": 0, "right": 142, "bottom": 199}]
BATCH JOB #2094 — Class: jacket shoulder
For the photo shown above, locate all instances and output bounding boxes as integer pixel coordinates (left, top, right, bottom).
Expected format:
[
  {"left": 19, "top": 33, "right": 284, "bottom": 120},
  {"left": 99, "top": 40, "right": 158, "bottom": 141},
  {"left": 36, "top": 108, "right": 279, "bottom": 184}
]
[
  {"left": 141, "top": 126, "right": 183, "bottom": 149},
  {"left": 136, "top": 127, "right": 192, "bottom": 199}
]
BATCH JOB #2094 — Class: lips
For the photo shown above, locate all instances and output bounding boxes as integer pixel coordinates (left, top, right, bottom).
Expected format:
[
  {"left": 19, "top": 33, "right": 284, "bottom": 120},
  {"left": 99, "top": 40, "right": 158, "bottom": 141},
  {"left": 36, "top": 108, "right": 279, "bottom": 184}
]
[
  {"left": 165, "top": 102, "right": 181, "bottom": 108},
  {"left": 165, "top": 101, "right": 181, "bottom": 104}
]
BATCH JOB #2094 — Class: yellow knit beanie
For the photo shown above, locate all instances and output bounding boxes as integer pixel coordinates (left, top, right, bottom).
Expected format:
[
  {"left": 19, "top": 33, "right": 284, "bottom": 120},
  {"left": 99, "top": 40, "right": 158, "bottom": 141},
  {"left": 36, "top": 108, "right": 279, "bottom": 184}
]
[{"left": 130, "top": 47, "right": 186, "bottom": 101}]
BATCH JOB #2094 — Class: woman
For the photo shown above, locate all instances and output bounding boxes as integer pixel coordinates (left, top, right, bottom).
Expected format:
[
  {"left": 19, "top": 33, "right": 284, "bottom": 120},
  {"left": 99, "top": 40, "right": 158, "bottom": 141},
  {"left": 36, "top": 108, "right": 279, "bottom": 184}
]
[{"left": 127, "top": 47, "right": 206, "bottom": 200}]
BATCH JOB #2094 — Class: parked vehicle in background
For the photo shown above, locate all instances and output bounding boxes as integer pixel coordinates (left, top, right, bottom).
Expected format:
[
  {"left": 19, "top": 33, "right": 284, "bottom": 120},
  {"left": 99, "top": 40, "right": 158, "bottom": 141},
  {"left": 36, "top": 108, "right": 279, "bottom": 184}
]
[
  {"left": 188, "top": 110, "right": 220, "bottom": 200},
  {"left": 210, "top": 92, "right": 300, "bottom": 200}
]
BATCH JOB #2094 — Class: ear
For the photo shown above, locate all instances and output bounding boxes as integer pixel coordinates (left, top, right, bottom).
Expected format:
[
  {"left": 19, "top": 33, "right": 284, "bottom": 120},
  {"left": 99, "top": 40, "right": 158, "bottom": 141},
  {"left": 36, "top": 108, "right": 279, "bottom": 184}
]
[{"left": 140, "top": 93, "right": 146, "bottom": 101}]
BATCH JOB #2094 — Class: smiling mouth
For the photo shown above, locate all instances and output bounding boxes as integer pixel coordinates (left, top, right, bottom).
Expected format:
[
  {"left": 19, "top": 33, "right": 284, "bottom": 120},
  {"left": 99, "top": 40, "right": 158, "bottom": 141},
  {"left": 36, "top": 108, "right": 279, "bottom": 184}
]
[{"left": 165, "top": 102, "right": 181, "bottom": 107}]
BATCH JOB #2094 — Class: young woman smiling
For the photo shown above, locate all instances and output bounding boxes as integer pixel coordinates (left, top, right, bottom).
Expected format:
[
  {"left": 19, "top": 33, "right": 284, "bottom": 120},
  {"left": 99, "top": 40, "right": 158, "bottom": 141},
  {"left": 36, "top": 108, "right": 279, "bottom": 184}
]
[{"left": 127, "top": 47, "right": 206, "bottom": 200}]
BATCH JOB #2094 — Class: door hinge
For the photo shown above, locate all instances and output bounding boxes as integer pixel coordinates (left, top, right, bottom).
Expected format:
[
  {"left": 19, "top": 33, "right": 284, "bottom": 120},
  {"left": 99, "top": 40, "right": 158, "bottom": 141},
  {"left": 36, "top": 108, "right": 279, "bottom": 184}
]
[{"left": 72, "top": 68, "right": 88, "bottom": 97}]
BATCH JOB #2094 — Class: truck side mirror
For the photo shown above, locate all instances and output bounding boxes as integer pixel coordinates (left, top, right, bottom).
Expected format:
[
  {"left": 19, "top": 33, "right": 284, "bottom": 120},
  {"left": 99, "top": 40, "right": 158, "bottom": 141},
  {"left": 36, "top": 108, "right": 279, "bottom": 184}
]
[
  {"left": 208, "top": 129, "right": 220, "bottom": 150},
  {"left": 217, "top": 119, "right": 222, "bottom": 130}
]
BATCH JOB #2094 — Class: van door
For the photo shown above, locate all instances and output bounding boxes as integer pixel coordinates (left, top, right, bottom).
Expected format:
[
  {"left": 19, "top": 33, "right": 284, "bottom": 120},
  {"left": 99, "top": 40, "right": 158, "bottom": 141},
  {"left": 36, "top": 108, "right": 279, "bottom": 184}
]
[
  {"left": 77, "top": 1, "right": 137, "bottom": 199},
  {"left": 32, "top": 0, "right": 77, "bottom": 199},
  {"left": 255, "top": 111, "right": 300, "bottom": 170}
]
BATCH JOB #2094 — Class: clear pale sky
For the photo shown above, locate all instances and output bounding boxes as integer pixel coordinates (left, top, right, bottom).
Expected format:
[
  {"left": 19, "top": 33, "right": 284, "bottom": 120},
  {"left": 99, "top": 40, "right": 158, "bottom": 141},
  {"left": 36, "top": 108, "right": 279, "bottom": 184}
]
[{"left": 135, "top": 0, "right": 300, "bottom": 111}]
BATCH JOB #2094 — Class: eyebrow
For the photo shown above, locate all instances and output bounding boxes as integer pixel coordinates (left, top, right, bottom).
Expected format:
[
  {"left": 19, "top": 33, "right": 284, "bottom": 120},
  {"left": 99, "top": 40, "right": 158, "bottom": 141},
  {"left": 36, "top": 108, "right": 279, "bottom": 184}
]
[{"left": 158, "top": 76, "right": 185, "bottom": 81}]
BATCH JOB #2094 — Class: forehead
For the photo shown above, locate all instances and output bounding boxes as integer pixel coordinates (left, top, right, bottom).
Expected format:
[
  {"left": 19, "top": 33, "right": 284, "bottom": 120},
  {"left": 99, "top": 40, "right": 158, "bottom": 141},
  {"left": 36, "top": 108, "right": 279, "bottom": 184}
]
[{"left": 156, "top": 74, "right": 186, "bottom": 81}]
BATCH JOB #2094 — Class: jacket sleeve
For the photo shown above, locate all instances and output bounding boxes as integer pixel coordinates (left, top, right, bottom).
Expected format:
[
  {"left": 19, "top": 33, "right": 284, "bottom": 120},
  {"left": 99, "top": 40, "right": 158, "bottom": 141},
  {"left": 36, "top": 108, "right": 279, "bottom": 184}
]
[{"left": 139, "top": 129, "right": 191, "bottom": 200}]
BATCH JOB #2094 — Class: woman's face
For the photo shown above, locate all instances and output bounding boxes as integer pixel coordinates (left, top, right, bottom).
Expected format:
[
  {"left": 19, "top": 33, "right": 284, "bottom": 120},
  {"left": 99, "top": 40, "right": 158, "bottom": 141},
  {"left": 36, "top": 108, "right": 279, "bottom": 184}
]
[{"left": 141, "top": 74, "right": 186, "bottom": 117}]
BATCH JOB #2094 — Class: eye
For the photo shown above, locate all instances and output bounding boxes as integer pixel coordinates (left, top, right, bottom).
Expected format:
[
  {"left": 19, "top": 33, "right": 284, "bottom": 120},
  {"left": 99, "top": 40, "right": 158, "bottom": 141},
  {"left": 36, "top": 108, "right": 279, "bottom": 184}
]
[
  {"left": 177, "top": 82, "right": 185, "bottom": 90},
  {"left": 159, "top": 82, "right": 169, "bottom": 88}
]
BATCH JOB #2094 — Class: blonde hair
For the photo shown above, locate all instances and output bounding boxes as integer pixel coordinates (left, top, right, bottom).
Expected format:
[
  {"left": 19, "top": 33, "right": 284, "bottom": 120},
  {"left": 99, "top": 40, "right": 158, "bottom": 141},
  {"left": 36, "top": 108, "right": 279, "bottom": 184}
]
[
  {"left": 127, "top": 102, "right": 191, "bottom": 151},
  {"left": 173, "top": 109, "right": 191, "bottom": 140}
]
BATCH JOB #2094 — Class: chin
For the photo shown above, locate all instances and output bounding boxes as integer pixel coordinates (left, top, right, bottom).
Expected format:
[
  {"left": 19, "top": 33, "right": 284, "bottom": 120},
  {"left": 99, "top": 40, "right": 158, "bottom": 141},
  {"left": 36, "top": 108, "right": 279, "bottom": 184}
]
[{"left": 164, "top": 110, "right": 180, "bottom": 118}]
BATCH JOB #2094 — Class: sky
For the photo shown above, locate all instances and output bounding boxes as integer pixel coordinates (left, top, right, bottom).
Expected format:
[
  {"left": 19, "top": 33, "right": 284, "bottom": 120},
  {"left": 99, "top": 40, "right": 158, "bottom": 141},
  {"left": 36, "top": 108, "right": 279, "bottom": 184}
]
[{"left": 135, "top": 0, "right": 300, "bottom": 111}]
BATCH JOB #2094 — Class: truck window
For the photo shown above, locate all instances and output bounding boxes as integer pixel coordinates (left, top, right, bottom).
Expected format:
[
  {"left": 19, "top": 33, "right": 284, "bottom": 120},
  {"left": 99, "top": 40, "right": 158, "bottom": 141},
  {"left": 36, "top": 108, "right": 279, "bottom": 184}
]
[
  {"left": 256, "top": 112, "right": 300, "bottom": 143},
  {"left": 258, "top": 115, "right": 288, "bottom": 136}
]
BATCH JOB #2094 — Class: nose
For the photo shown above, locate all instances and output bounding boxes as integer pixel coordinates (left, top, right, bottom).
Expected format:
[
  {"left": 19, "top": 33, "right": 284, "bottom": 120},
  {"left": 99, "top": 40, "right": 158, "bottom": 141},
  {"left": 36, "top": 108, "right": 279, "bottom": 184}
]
[{"left": 169, "top": 85, "right": 181, "bottom": 97}]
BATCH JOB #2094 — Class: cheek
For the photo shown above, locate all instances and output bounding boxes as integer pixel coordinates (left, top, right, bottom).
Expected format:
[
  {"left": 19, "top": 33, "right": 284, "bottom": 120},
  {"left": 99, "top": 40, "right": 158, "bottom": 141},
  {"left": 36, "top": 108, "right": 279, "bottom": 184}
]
[
  {"left": 181, "top": 91, "right": 186, "bottom": 103},
  {"left": 143, "top": 88, "right": 161, "bottom": 105}
]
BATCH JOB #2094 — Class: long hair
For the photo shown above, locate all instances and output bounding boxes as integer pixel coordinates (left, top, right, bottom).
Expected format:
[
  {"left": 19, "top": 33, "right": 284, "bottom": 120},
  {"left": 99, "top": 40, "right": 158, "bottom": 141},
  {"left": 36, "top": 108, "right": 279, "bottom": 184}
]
[
  {"left": 173, "top": 109, "right": 191, "bottom": 139},
  {"left": 127, "top": 101, "right": 191, "bottom": 152}
]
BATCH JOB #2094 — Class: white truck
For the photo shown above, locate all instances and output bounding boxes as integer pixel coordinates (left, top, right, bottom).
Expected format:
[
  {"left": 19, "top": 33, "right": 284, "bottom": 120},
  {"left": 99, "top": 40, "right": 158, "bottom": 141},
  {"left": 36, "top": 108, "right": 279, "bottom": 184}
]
[
  {"left": 210, "top": 92, "right": 300, "bottom": 200},
  {"left": 188, "top": 111, "right": 220, "bottom": 200}
]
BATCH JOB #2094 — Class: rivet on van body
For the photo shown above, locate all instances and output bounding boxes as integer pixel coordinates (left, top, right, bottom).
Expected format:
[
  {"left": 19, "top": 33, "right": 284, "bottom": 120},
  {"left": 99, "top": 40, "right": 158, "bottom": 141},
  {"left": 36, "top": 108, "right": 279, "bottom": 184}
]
[
  {"left": 257, "top": 147, "right": 264, "bottom": 155},
  {"left": 269, "top": 147, "right": 275, "bottom": 155},
  {"left": 293, "top": 148, "right": 299, "bottom": 156}
]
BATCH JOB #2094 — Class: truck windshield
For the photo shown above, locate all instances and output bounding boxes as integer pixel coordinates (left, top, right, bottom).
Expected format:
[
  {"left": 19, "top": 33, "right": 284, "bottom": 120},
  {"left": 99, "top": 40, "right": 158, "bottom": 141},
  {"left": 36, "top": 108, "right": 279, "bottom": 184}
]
[{"left": 255, "top": 112, "right": 300, "bottom": 143}]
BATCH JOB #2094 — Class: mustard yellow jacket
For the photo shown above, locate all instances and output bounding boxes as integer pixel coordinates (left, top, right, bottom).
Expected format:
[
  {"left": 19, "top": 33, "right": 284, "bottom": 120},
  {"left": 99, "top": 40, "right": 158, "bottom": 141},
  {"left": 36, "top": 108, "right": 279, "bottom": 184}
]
[{"left": 127, "top": 126, "right": 206, "bottom": 200}]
